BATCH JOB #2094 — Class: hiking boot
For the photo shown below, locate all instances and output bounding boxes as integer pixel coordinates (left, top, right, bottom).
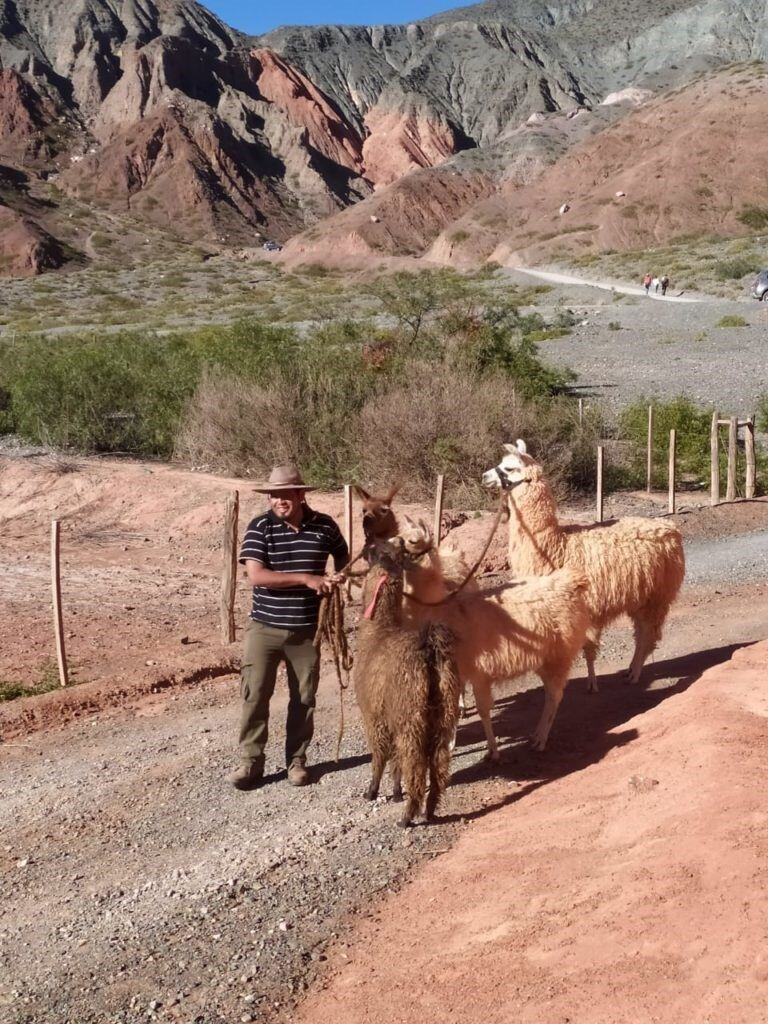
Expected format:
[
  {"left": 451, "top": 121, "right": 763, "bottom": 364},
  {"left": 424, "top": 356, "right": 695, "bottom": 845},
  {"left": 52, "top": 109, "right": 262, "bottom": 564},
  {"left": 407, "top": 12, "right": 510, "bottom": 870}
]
[
  {"left": 228, "top": 763, "right": 264, "bottom": 791},
  {"left": 287, "top": 761, "right": 310, "bottom": 787}
]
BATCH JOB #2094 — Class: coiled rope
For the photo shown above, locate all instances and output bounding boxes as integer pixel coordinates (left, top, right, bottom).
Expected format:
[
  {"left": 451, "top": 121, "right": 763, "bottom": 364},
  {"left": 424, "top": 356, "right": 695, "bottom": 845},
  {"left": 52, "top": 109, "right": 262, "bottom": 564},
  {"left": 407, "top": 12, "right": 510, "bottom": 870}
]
[{"left": 314, "top": 583, "right": 353, "bottom": 762}]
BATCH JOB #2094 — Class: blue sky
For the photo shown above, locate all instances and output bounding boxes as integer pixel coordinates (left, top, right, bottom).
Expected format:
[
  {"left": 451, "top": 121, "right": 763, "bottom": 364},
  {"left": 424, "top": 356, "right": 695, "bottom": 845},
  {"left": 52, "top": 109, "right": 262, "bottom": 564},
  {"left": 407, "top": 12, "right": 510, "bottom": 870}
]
[{"left": 205, "top": 1, "right": 468, "bottom": 35}]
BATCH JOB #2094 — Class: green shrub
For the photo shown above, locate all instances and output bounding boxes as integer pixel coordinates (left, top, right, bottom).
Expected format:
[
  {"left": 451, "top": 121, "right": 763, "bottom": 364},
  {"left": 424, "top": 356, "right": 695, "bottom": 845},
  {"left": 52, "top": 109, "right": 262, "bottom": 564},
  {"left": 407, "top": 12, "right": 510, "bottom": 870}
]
[
  {"left": 737, "top": 206, "right": 768, "bottom": 230},
  {"left": 1, "top": 330, "right": 199, "bottom": 455},
  {"left": 713, "top": 258, "right": 755, "bottom": 281},
  {"left": 715, "top": 315, "right": 749, "bottom": 327},
  {"left": 757, "top": 394, "right": 768, "bottom": 432},
  {"left": 619, "top": 397, "right": 714, "bottom": 488}
]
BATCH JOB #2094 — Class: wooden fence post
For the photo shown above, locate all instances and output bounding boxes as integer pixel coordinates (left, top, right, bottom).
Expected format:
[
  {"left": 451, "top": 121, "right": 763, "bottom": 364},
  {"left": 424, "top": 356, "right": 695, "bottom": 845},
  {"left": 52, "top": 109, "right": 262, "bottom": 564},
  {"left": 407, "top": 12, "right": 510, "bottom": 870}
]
[
  {"left": 745, "top": 416, "right": 756, "bottom": 500},
  {"left": 710, "top": 410, "right": 720, "bottom": 506},
  {"left": 434, "top": 474, "right": 445, "bottom": 546},
  {"left": 668, "top": 429, "right": 676, "bottom": 514},
  {"left": 343, "top": 484, "right": 353, "bottom": 554},
  {"left": 646, "top": 404, "right": 654, "bottom": 493},
  {"left": 51, "top": 519, "right": 69, "bottom": 687},
  {"left": 596, "top": 446, "right": 604, "bottom": 523},
  {"left": 726, "top": 416, "right": 738, "bottom": 502},
  {"left": 220, "top": 490, "right": 239, "bottom": 644}
]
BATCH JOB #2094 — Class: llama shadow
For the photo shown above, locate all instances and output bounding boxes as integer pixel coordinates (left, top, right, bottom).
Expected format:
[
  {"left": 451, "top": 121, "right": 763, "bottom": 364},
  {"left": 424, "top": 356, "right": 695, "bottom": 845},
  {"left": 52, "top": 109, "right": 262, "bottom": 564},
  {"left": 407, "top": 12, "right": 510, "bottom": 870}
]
[{"left": 442, "top": 640, "right": 750, "bottom": 823}]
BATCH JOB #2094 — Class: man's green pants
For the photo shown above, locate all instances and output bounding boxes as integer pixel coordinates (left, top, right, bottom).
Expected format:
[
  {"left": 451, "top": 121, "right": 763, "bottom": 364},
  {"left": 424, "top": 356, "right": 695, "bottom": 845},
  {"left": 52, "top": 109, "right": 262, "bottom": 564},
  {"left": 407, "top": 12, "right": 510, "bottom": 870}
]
[{"left": 238, "top": 618, "right": 320, "bottom": 770}]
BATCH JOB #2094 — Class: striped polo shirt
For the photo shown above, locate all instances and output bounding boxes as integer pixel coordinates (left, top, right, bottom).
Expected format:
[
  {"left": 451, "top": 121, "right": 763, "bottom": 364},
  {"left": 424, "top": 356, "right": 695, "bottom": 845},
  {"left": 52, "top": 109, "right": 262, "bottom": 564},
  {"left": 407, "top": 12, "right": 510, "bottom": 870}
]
[{"left": 238, "top": 507, "right": 349, "bottom": 628}]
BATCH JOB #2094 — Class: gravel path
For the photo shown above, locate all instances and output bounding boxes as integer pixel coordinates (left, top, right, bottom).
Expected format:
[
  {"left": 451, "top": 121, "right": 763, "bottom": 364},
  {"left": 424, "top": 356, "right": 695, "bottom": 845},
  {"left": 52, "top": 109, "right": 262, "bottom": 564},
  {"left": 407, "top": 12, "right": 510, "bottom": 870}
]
[
  {"left": 511, "top": 265, "right": 703, "bottom": 302},
  {"left": 685, "top": 530, "right": 768, "bottom": 586},
  {"left": 539, "top": 297, "right": 768, "bottom": 411}
]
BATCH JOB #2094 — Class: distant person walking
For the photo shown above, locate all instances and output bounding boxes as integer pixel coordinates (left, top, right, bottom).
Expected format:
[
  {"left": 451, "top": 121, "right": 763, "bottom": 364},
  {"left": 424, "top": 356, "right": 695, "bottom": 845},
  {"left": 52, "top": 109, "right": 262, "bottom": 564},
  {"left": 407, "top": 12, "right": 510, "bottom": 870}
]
[
  {"left": 229, "top": 464, "right": 349, "bottom": 791},
  {"left": 660, "top": 274, "right": 670, "bottom": 296},
  {"left": 643, "top": 273, "right": 652, "bottom": 295},
  {"left": 652, "top": 276, "right": 660, "bottom": 294}
]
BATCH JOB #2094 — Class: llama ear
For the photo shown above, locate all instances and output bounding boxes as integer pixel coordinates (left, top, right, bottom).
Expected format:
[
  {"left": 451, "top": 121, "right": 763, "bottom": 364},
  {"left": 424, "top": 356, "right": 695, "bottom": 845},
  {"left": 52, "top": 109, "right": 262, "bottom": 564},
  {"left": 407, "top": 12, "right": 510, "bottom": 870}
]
[
  {"left": 503, "top": 443, "right": 519, "bottom": 455},
  {"left": 384, "top": 483, "right": 400, "bottom": 504},
  {"left": 417, "top": 517, "right": 431, "bottom": 538},
  {"left": 402, "top": 513, "right": 415, "bottom": 527},
  {"left": 353, "top": 485, "right": 371, "bottom": 502},
  {"left": 516, "top": 439, "right": 527, "bottom": 454}
]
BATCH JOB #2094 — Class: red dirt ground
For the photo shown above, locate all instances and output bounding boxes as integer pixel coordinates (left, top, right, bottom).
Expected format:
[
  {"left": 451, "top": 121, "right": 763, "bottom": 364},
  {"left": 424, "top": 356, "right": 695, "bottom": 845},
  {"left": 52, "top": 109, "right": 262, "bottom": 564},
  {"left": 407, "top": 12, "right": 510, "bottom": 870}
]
[{"left": 295, "top": 638, "right": 768, "bottom": 1024}]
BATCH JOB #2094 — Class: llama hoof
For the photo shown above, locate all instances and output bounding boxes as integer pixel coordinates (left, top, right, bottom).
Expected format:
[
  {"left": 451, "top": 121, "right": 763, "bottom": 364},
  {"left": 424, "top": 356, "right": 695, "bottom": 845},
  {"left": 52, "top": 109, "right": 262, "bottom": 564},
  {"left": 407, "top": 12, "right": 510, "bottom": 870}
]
[
  {"left": 624, "top": 669, "right": 641, "bottom": 685},
  {"left": 392, "top": 790, "right": 404, "bottom": 803},
  {"left": 483, "top": 750, "right": 501, "bottom": 764},
  {"left": 397, "top": 817, "right": 414, "bottom": 829},
  {"left": 364, "top": 786, "right": 379, "bottom": 801},
  {"left": 529, "top": 737, "right": 546, "bottom": 753},
  {"left": 587, "top": 681, "right": 599, "bottom": 694}
]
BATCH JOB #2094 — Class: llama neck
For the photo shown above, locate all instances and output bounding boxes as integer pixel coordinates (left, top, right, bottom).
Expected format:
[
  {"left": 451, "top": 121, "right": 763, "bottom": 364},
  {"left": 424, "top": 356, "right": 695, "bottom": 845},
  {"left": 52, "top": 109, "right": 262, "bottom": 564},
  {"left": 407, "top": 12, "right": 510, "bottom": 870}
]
[
  {"left": 404, "top": 556, "right": 451, "bottom": 603},
  {"left": 506, "top": 479, "right": 564, "bottom": 573},
  {"left": 361, "top": 579, "right": 403, "bottom": 628}
]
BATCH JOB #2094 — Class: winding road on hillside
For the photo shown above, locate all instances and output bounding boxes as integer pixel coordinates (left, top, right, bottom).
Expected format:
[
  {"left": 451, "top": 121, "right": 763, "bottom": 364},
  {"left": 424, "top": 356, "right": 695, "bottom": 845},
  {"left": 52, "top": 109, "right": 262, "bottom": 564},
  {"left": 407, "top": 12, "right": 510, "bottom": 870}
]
[{"left": 510, "top": 264, "right": 706, "bottom": 301}]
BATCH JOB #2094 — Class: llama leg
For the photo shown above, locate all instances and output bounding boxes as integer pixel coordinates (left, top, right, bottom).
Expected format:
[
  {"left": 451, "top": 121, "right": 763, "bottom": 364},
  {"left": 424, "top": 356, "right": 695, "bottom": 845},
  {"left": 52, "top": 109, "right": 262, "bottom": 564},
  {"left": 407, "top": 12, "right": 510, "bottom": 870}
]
[
  {"left": 425, "top": 743, "right": 452, "bottom": 821},
  {"left": 472, "top": 681, "right": 499, "bottom": 762},
  {"left": 391, "top": 762, "right": 403, "bottom": 802},
  {"left": 626, "top": 608, "right": 666, "bottom": 684},
  {"left": 365, "top": 748, "right": 387, "bottom": 801},
  {"left": 584, "top": 631, "right": 600, "bottom": 693},
  {"left": 531, "top": 671, "right": 567, "bottom": 752},
  {"left": 398, "top": 757, "right": 426, "bottom": 828}
]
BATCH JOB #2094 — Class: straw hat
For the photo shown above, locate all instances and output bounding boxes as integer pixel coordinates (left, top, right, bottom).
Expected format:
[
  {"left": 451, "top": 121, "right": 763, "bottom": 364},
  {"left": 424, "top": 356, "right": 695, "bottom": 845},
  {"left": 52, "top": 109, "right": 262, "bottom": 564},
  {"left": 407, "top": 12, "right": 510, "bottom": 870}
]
[{"left": 252, "top": 464, "right": 315, "bottom": 493}]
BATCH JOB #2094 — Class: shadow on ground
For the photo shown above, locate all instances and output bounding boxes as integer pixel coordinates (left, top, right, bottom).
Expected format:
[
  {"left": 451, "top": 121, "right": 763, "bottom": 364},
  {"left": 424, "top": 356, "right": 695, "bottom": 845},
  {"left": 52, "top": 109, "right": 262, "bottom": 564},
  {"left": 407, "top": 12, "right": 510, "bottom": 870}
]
[{"left": 441, "top": 640, "right": 751, "bottom": 824}]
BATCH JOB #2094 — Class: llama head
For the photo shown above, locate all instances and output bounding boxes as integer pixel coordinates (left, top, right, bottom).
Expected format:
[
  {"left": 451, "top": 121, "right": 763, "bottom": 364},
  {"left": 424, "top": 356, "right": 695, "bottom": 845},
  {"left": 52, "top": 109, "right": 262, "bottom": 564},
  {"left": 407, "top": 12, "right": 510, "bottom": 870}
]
[
  {"left": 481, "top": 440, "right": 539, "bottom": 492},
  {"left": 399, "top": 514, "right": 433, "bottom": 558},
  {"left": 353, "top": 484, "right": 400, "bottom": 544}
]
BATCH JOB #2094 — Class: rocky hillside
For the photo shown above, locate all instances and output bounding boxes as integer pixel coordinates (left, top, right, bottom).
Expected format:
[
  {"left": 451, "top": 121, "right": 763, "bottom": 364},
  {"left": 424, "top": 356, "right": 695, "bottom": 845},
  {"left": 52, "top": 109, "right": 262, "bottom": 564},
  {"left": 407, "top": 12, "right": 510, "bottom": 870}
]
[{"left": 2, "top": 0, "right": 768, "bottom": 275}]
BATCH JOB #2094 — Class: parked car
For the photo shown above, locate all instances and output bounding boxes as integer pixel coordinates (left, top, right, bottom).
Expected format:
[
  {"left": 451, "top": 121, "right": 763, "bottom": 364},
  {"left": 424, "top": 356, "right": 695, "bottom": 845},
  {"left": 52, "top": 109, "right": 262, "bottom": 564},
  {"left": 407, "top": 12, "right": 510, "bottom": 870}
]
[
  {"left": 751, "top": 269, "right": 768, "bottom": 300},
  {"left": 262, "top": 240, "right": 282, "bottom": 252}
]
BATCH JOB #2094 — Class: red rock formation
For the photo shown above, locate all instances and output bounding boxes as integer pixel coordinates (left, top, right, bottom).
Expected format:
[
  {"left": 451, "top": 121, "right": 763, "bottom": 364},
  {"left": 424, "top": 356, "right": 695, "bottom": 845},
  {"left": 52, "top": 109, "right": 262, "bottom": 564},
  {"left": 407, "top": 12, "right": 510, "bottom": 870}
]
[
  {"left": 362, "top": 104, "right": 462, "bottom": 187},
  {"left": 0, "top": 207, "right": 67, "bottom": 276},
  {"left": 0, "top": 70, "right": 58, "bottom": 161},
  {"left": 250, "top": 48, "right": 364, "bottom": 174}
]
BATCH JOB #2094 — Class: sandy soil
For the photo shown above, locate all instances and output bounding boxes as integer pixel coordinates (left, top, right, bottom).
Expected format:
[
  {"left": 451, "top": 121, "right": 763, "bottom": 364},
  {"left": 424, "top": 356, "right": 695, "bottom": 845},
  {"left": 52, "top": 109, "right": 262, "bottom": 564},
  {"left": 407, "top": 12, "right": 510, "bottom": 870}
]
[{"left": 2, "top": 455, "right": 768, "bottom": 1023}]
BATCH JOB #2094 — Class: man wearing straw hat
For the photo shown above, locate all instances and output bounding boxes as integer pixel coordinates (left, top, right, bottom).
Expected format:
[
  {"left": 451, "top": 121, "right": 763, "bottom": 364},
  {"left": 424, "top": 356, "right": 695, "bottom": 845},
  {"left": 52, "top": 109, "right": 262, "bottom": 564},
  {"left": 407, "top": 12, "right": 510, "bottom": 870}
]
[{"left": 229, "top": 464, "right": 349, "bottom": 790}]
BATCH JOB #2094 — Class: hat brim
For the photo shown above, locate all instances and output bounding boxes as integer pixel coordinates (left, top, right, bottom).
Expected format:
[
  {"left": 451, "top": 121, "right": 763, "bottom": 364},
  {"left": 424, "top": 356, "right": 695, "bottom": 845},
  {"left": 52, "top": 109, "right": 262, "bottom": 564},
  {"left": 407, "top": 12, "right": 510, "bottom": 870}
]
[{"left": 252, "top": 483, "right": 316, "bottom": 493}]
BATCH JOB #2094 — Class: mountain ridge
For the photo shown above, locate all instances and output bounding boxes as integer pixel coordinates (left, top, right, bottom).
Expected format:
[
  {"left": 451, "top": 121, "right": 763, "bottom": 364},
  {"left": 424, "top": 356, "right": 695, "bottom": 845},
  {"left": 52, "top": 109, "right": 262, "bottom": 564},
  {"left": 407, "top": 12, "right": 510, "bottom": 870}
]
[{"left": 0, "top": 0, "right": 767, "bottom": 275}]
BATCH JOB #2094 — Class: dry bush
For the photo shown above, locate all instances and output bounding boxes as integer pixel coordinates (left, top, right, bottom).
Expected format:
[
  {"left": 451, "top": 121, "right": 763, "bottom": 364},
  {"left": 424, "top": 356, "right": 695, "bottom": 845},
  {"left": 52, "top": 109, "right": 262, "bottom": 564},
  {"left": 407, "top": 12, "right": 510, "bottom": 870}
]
[
  {"left": 353, "top": 364, "right": 602, "bottom": 505},
  {"left": 174, "top": 371, "right": 306, "bottom": 477}
]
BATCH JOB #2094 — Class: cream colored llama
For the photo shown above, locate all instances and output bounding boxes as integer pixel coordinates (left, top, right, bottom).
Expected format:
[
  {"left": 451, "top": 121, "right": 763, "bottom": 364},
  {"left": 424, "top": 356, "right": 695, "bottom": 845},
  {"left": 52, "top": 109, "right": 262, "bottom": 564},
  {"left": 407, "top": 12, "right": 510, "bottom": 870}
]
[
  {"left": 482, "top": 441, "right": 685, "bottom": 691},
  {"left": 390, "top": 537, "right": 591, "bottom": 758},
  {"left": 399, "top": 514, "right": 478, "bottom": 602}
]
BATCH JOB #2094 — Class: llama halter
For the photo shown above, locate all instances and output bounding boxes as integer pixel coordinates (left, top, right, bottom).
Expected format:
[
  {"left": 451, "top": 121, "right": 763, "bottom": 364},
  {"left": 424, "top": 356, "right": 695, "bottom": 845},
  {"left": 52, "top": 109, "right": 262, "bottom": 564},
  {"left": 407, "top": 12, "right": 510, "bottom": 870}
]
[{"left": 491, "top": 465, "right": 529, "bottom": 491}]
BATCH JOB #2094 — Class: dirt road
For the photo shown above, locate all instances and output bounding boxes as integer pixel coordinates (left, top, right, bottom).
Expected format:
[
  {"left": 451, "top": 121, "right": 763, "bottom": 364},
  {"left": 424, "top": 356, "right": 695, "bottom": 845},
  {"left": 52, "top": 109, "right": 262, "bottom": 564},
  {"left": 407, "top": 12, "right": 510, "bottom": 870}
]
[{"left": 508, "top": 264, "right": 704, "bottom": 301}]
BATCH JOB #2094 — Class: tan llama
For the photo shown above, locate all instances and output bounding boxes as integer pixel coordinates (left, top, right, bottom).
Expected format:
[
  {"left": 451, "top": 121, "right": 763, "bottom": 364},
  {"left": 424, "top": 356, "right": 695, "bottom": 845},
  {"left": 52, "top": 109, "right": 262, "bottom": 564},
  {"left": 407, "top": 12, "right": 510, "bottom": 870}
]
[{"left": 482, "top": 440, "right": 685, "bottom": 692}]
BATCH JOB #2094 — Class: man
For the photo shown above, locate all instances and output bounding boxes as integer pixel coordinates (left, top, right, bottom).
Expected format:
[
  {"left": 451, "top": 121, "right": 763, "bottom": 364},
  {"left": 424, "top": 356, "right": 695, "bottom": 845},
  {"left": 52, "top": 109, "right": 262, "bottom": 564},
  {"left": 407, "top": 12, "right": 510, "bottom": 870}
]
[{"left": 229, "top": 464, "right": 349, "bottom": 790}]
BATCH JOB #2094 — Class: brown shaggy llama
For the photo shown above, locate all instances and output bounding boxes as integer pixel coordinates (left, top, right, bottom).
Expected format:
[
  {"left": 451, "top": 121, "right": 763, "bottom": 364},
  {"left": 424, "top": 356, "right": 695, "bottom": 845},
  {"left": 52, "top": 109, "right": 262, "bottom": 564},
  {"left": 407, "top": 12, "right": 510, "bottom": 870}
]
[
  {"left": 353, "top": 485, "right": 399, "bottom": 548},
  {"left": 396, "top": 540, "right": 591, "bottom": 758},
  {"left": 482, "top": 440, "right": 686, "bottom": 692},
  {"left": 354, "top": 545, "right": 461, "bottom": 826}
]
